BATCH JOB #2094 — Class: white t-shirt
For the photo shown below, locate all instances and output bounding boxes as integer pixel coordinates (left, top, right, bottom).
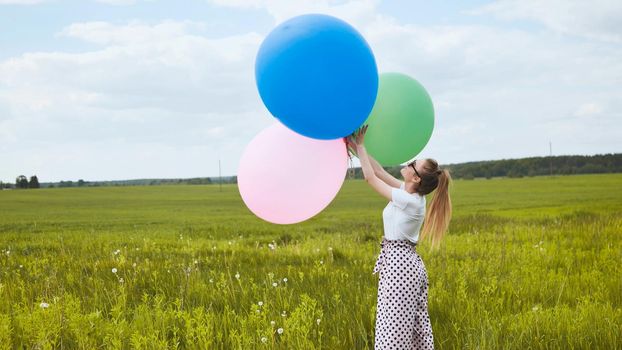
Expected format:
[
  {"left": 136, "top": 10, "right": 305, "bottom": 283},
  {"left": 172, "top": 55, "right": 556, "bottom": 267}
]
[{"left": 382, "top": 181, "right": 426, "bottom": 243}]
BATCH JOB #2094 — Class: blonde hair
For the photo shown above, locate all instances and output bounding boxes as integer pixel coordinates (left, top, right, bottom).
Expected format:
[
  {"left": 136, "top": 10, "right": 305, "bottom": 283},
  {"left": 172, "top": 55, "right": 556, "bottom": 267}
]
[{"left": 417, "top": 159, "right": 452, "bottom": 249}]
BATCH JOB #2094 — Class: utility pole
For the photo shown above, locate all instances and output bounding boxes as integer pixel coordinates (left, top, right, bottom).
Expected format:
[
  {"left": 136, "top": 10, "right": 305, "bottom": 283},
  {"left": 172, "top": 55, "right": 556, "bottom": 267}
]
[{"left": 549, "top": 141, "right": 553, "bottom": 176}]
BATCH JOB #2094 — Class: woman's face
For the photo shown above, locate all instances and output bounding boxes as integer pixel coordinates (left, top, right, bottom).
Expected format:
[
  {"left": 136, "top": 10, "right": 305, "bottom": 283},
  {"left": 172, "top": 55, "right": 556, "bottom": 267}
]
[{"left": 400, "top": 159, "right": 424, "bottom": 182}]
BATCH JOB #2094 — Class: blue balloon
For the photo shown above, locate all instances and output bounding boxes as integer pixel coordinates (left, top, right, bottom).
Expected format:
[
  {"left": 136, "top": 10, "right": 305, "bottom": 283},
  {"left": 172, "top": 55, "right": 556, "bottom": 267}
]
[{"left": 255, "top": 14, "right": 378, "bottom": 140}]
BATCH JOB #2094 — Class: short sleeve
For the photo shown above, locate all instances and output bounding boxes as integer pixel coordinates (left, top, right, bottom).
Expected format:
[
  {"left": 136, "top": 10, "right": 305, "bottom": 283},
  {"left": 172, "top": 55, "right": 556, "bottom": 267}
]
[{"left": 391, "top": 186, "right": 411, "bottom": 210}]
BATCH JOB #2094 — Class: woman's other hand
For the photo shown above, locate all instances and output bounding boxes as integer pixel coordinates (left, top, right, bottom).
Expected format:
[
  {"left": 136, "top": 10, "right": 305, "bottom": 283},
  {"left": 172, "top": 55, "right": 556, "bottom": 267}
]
[{"left": 344, "top": 136, "right": 358, "bottom": 157}]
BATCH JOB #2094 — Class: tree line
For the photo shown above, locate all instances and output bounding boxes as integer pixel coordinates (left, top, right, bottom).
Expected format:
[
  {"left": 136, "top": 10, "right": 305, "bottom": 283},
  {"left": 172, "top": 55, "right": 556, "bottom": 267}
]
[
  {"left": 3, "top": 175, "right": 40, "bottom": 189},
  {"left": 0, "top": 176, "right": 237, "bottom": 189},
  {"left": 2, "top": 153, "right": 620, "bottom": 189},
  {"left": 346, "top": 153, "right": 622, "bottom": 180}
]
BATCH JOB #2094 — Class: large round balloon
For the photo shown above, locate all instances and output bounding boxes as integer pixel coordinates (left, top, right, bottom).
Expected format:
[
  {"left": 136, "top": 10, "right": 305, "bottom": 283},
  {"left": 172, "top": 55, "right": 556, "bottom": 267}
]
[
  {"left": 238, "top": 122, "right": 348, "bottom": 224},
  {"left": 255, "top": 14, "right": 378, "bottom": 140},
  {"left": 363, "top": 73, "right": 434, "bottom": 165}
]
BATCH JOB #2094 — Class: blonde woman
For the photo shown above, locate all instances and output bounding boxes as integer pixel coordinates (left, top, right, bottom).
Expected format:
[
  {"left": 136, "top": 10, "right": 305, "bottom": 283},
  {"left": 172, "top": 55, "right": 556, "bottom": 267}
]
[{"left": 346, "top": 125, "right": 452, "bottom": 349}]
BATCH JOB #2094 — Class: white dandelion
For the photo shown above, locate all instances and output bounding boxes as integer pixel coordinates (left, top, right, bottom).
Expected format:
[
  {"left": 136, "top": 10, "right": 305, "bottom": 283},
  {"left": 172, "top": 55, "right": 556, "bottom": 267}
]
[
  {"left": 270, "top": 320, "right": 276, "bottom": 327},
  {"left": 272, "top": 282, "right": 278, "bottom": 287},
  {"left": 111, "top": 268, "right": 118, "bottom": 274},
  {"left": 282, "top": 277, "right": 288, "bottom": 283},
  {"left": 261, "top": 337, "right": 267, "bottom": 343},
  {"left": 235, "top": 272, "right": 240, "bottom": 279},
  {"left": 316, "top": 318, "right": 321, "bottom": 325},
  {"left": 277, "top": 328, "right": 284, "bottom": 335},
  {"left": 258, "top": 301, "right": 264, "bottom": 306},
  {"left": 39, "top": 302, "right": 49, "bottom": 309}
]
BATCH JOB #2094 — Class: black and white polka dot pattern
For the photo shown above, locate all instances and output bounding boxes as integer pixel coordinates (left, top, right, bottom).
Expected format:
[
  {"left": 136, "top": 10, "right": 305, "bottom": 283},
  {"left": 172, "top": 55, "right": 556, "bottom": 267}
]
[{"left": 373, "top": 239, "right": 434, "bottom": 349}]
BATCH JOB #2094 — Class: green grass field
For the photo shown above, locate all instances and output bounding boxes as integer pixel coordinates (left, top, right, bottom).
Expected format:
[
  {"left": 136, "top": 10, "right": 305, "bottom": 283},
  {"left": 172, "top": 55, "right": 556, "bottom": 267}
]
[{"left": 0, "top": 174, "right": 621, "bottom": 349}]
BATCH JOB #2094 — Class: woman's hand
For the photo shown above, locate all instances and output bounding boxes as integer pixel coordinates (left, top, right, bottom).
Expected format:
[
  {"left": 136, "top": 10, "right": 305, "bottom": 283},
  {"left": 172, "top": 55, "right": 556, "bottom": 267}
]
[{"left": 349, "top": 124, "right": 368, "bottom": 147}]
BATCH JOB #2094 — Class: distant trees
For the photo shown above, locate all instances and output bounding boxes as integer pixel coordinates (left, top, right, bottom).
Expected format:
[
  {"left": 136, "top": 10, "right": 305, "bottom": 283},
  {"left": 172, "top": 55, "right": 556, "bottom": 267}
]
[
  {"left": 16, "top": 175, "right": 29, "bottom": 189},
  {"left": 444, "top": 153, "right": 622, "bottom": 179},
  {"left": 344, "top": 153, "right": 622, "bottom": 180},
  {"left": 29, "top": 176, "right": 40, "bottom": 189},
  {"left": 13, "top": 175, "right": 41, "bottom": 189}
]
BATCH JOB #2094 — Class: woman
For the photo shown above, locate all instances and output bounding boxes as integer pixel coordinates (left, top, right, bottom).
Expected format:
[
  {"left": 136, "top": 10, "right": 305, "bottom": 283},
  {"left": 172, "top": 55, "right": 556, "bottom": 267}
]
[{"left": 346, "top": 125, "right": 452, "bottom": 350}]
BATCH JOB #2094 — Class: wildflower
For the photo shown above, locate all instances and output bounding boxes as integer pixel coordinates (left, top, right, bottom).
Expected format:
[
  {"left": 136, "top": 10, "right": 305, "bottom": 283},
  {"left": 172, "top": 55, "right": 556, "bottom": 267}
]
[
  {"left": 316, "top": 318, "right": 321, "bottom": 325},
  {"left": 113, "top": 249, "right": 120, "bottom": 255},
  {"left": 261, "top": 337, "right": 267, "bottom": 343},
  {"left": 194, "top": 259, "right": 198, "bottom": 264},
  {"left": 532, "top": 305, "right": 539, "bottom": 311},
  {"left": 19, "top": 265, "right": 23, "bottom": 268},
  {"left": 209, "top": 278, "right": 214, "bottom": 283},
  {"left": 268, "top": 272, "right": 274, "bottom": 279},
  {"left": 228, "top": 241, "right": 232, "bottom": 245},
  {"left": 282, "top": 277, "right": 288, "bottom": 283},
  {"left": 268, "top": 243, "right": 275, "bottom": 250},
  {"left": 5, "top": 250, "right": 10, "bottom": 255},
  {"left": 39, "top": 302, "right": 49, "bottom": 309},
  {"left": 281, "top": 310, "right": 287, "bottom": 317},
  {"left": 258, "top": 301, "right": 264, "bottom": 306},
  {"left": 235, "top": 272, "right": 240, "bottom": 279},
  {"left": 132, "top": 263, "right": 137, "bottom": 268},
  {"left": 119, "top": 278, "right": 124, "bottom": 283},
  {"left": 272, "top": 282, "right": 278, "bottom": 287},
  {"left": 112, "top": 268, "right": 118, "bottom": 274},
  {"left": 328, "top": 247, "right": 333, "bottom": 251},
  {"left": 270, "top": 320, "right": 276, "bottom": 327},
  {"left": 320, "top": 260, "right": 324, "bottom": 265},
  {"left": 277, "top": 328, "right": 284, "bottom": 335}
]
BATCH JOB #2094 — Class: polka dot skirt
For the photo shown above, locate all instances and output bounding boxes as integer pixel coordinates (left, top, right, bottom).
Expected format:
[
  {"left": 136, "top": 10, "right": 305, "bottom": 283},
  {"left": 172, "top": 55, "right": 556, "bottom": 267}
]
[{"left": 373, "top": 239, "right": 434, "bottom": 349}]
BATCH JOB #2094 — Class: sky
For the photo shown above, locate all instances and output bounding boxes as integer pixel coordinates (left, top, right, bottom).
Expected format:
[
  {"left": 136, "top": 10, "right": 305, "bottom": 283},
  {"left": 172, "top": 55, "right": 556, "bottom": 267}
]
[{"left": 1, "top": 0, "right": 621, "bottom": 183}]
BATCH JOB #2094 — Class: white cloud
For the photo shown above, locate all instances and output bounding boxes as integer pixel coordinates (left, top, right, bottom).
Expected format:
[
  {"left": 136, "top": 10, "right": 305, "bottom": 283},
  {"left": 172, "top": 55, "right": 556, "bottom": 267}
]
[
  {"left": 0, "top": 0, "right": 51, "bottom": 4},
  {"left": 574, "top": 103, "right": 603, "bottom": 117},
  {"left": 207, "top": 0, "right": 380, "bottom": 27},
  {"left": 94, "top": 0, "right": 142, "bottom": 5},
  {"left": 0, "top": 20, "right": 272, "bottom": 181},
  {"left": 472, "top": 0, "right": 622, "bottom": 43}
]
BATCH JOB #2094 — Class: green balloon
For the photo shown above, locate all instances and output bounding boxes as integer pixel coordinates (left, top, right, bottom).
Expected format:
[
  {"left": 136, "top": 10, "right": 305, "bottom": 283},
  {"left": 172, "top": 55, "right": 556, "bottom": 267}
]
[{"left": 364, "top": 72, "right": 434, "bottom": 166}]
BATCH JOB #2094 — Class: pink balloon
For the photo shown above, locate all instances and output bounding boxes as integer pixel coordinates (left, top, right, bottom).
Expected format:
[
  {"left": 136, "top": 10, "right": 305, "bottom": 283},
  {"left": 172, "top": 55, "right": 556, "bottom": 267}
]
[{"left": 238, "top": 122, "right": 348, "bottom": 224}]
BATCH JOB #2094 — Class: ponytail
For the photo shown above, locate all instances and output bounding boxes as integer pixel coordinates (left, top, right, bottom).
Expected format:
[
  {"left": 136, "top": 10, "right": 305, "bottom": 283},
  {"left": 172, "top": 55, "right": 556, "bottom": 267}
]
[{"left": 420, "top": 168, "right": 452, "bottom": 249}]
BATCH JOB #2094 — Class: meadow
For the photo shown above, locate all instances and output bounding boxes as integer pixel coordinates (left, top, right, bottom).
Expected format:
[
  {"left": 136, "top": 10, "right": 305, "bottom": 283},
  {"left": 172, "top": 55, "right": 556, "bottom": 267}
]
[{"left": 0, "top": 174, "right": 620, "bottom": 349}]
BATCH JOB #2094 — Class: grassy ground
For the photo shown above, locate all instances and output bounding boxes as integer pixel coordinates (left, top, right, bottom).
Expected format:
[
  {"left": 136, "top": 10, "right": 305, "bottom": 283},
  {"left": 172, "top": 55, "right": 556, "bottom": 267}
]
[{"left": 0, "top": 174, "right": 620, "bottom": 349}]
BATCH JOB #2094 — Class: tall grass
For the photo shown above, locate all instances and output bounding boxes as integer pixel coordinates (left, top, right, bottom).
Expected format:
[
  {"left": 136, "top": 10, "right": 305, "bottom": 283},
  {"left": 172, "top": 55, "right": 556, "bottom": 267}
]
[{"left": 0, "top": 174, "right": 620, "bottom": 349}]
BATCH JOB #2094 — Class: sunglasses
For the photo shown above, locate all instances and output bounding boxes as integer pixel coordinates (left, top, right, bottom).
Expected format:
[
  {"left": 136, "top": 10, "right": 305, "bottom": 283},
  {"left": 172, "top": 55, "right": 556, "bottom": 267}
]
[{"left": 408, "top": 160, "right": 421, "bottom": 178}]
